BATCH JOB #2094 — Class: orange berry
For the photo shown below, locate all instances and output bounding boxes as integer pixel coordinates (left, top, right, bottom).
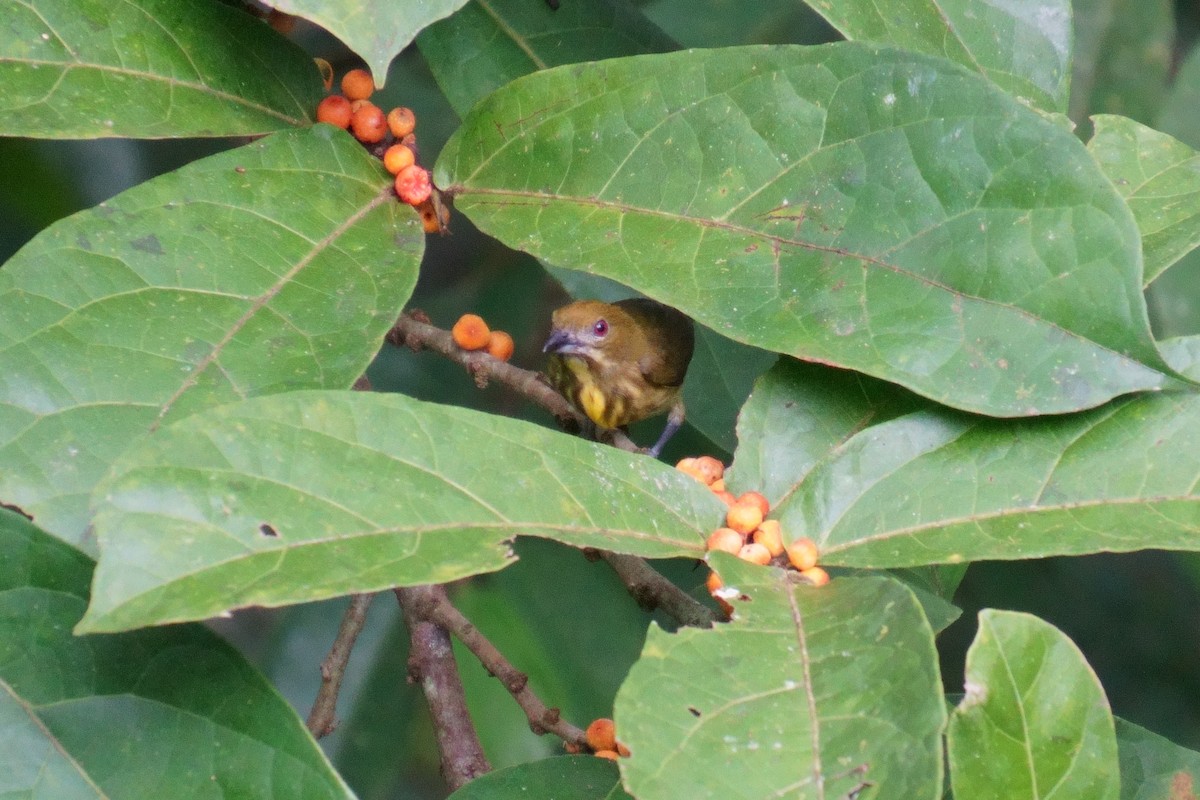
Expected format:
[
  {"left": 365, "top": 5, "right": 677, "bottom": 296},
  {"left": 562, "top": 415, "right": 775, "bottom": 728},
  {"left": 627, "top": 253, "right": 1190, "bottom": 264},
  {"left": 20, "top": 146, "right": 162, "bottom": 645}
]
[
  {"left": 395, "top": 164, "right": 432, "bottom": 205},
  {"left": 725, "top": 501, "right": 764, "bottom": 535},
  {"left": 786, "top": 537, "right": 819, "bottom": 572},
  {"left": 350, "top": 102, "right": 387, "bottom": 143},
  {"left": 387, "top": 106, "right": 417, "bottom": 138},
  {"left": 674, "top": 458, "right": 708, "bottom": 484},
  {"left": 594, "top": 749, "right": 620, "bottom": 761},
  {"left": 706, "top": 570, "right": 724, "bottom": 594},
  {"left": 710, "top": 478, "right": 726, "bottom": 493},
  {"left": 485, "top": 330, "right": 514, "bottom": 361},
  {"left": 713, "top": 490, "right": 736, "bottom": 506},
  {"left": 616, "top": 741, "right": 631, "bottom": 757},
  {"left": 382, "top": 144, "right": 415, "bottom": 175},
  {"left": 737, "top": 542, "right": 772, "bottom": 565},
  {"left": 736, "top": 491, "right": 769, "bottom": 517},
  {"left": 564, "top": 741, "right": 583, "bottom": 754},
  {"left": 705, "top": 527, "right": 744, "bottom": 555},
  {"left": 341, "top": 68, "right": 375, "bottom": 101},
  {"left": 315, "top": 95, "right": 351, "bottom": 129},
  {"left": 451, "top": 314, "right": 491, "bottom": 350},
  {"left": 586, "top": 718, "right": 617, "bottom": 752},
  {"left": 753, "top": 519, "right": 785, "bottom": 557},
  {"left": 694, "top": 456, "right": 724, "bottom": 485},
  {"left": 800, "top": 566, "right": 830, "bottom": 587}
]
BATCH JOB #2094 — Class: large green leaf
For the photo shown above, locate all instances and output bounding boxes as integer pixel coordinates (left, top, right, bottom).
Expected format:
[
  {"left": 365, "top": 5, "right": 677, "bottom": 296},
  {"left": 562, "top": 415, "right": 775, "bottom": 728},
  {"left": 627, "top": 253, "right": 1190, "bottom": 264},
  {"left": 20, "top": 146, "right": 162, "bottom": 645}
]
[
  {"left": 617, "top": 560, "right": 944, "bottom": 799},
  {"left": 79, "top": 390, "right": 724, "bottom": 633},
  {"left": 447, "top": 756, "right": 629, "bottom": 799},
  {"left": 265, "top": 0, "right": 470, "bottom": 87},
  {"left": 0, "top": 126, "right": 419, "bottom": 550},
  {"left": 734, "top": 355, "right": 1200, "bottom": 568},
  {"left": 1116, "top": 718, "right": 1200, "bottom": 800},
  {"left": 0, "top": 0, "right": 321, "bottom": 138},
  {"left": 436, "top": 44, "right": 1176, "bottom": 417},
  {"left": 806, "top": 0, "right": 1072, "bottom": 113},
  {"left": 1070, "top": 0, "right": 1173, "bottom": 131},
  {"left": 0, "top": 509, "right": 354, "bottom": 800},
  {"left": 948, "top": 610, "right": 1118, "bottom": 799},
  {"left": 1088, "top": 115, "right": 1200, "bottom": 286},
  {"left": 418, "top": 0, "right": 678, "bottom": 117}
]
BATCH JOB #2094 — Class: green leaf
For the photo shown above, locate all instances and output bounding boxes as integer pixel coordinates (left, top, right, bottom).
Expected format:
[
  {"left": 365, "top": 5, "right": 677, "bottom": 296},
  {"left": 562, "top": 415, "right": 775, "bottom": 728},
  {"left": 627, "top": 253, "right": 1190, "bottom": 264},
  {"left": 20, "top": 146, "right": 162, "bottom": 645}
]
[
  {"left": 1116, "top": 718, "right": 1200, "bottom": 800},
  {"left": 0, "top": 126, "right": 419, "bottom": 550},
  {"left": 806, "top": 0, "right": 1072, "bottom": 113},
  {"left": 1071, "top": 0, "right": 1173, "bottom": 131},
  {"left": 1088, "top": 115, "right": 1200, "bottom": 286},
  {"left": 266, "top": 0, "right": 470, "bottom": 87},
  {"left": 436, "top": 44, "right": 1175, "bottom": 417},
  {"left": 0, "top": 0, "right": 322, "bottom": 138},
  {"left": 0, "top": 509, "right": 354, "bottom": 800},
  {"left": 418, "top": 0, "right": 678, "bottom": 117},
  {"left": 80, "top": 390, "right": 724, "bottom": 633},
  {"left": 617, "top": 561, "right": 944, "bottom": 799},
  {"left": 735, "top": 356, "right": 1200, "bottom": 568},
  {"left": 447, "top": 755, "right": 629, "bottom": 799},
  {"left": 947, "top": 610, "right": 1118, "bottom": 799}
]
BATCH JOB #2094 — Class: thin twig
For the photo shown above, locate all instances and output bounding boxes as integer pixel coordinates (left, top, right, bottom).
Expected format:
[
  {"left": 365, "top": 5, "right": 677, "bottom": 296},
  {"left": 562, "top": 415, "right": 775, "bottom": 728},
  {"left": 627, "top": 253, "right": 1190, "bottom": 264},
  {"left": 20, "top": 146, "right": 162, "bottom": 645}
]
[
  {"left": 396, "top": 586, "right": 492, "bottom": 790},
  {"left": 405, "top": 582, "right": 588, "bottom": 748},
  {"left": 306, "top": 593, "right": 376, "bottom": 738},
  {"left": 600, "top": 552, "right": 719, "bottom": 628}
]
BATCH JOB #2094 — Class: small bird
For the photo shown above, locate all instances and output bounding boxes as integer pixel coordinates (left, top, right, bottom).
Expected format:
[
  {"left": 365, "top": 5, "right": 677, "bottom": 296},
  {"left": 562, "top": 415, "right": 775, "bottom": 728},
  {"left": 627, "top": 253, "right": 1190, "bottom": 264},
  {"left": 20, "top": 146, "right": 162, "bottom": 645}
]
[{"left": 543, "top": 297, "right": 695, "bottom": 458}]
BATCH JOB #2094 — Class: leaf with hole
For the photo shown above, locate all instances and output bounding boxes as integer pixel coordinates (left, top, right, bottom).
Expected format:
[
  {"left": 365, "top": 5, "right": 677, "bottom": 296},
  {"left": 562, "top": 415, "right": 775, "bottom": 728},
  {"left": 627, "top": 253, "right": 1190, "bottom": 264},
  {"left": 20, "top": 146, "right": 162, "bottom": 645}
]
[
  {"left": 80, "top": 390, "right": 724, "bottom": 632},
  {"left": 948, "top": 610, "right": 1118, "bottom": 799}
]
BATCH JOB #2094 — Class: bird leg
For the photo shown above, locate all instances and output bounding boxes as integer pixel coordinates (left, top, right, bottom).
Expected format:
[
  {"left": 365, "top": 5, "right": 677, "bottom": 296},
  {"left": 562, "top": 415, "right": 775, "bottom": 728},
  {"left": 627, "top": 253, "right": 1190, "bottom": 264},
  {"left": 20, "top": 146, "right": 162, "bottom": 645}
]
[{"left": 646, "top": 399, "right": 686, "bottom": 459}]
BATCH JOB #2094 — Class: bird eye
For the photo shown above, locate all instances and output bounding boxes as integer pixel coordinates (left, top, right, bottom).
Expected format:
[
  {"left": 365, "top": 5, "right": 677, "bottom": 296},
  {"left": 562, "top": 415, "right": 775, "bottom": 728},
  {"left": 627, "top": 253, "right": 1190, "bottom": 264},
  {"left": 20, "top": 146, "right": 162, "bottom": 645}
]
[{"left": 593, "top": 319, "right": 609, "bottom": 337}]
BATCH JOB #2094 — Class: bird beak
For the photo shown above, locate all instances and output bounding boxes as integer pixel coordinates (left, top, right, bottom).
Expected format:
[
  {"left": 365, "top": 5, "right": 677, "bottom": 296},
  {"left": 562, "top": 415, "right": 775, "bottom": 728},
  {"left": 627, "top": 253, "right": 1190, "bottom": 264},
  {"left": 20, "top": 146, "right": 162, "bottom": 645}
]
[{"left": 543, "top": 328, "right": 579, "bottom": 355}]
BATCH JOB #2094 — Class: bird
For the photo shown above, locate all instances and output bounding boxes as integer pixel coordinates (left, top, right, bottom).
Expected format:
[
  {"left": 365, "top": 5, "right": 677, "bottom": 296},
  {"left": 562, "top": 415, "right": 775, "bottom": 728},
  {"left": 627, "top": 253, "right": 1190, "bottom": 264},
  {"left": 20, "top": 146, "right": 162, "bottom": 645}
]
[{"left": 543, "top": 297, "right": 695, "bottom": 458}]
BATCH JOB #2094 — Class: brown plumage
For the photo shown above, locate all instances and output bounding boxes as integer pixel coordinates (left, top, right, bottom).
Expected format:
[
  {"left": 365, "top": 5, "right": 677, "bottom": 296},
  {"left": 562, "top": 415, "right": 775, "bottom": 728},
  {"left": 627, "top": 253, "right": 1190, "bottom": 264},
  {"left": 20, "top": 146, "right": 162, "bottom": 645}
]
[{"left": 543, "top": 297, "right": 695, "bottom": 457}]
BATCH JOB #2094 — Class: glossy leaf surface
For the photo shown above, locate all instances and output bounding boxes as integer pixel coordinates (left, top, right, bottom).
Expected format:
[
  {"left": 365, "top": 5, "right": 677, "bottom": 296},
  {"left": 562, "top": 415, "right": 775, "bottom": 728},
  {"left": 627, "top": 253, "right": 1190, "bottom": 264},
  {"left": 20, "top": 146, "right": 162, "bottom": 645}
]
[
  {"left": 617, "top": 560, "right": 944, "bottom": 799},
  {"left": 266, "top": 0, "right": 470, "bottom": 86},
  {"left": 0, "top": 126, "right": 418, "bottom": 549},
  {"left": 948, "top": 610, "right": 1118, "bottom": 799},
  {"left": 0, "top": 509, "right": 353, "bottom": 799},
  {"left": 808, "top": 0, "right": 1072, "bottom": 112},
  {"left": 81, "top": 390, "right": 724, "bottom": 632},
  {"left": 0, "top": 0, "right": 321, "bottom": 137},
  {"left": 1089, "top": 115, "right": 1200, "bottom": 286},
  {"left": 735, "top": 358, "right": 1200, "bottom": 568},
  {"left": 437, "top": 44, "right": 1173, "bottom": 417}
]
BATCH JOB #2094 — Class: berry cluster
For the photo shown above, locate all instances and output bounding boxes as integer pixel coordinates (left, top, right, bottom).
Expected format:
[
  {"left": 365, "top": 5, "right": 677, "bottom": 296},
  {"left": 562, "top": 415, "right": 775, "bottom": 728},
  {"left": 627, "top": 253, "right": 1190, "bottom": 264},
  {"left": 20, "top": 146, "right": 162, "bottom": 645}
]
[
  {"left": 315, "top": 68, "right": 445, "bottom": 233},
  {"left": 451, "top": 313, "right": 515, "bottom": 362},
  {"left": 564, "top": 717, "right": 631, "bottom": 760},
  {"left": 676, "top": 456, "right": 829, "bottom": 615}
]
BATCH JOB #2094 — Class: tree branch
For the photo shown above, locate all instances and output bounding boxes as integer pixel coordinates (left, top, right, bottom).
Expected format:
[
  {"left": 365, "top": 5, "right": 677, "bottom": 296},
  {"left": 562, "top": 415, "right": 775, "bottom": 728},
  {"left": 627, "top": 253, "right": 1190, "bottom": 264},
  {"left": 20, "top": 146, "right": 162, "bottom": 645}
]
[
  {"left": 396, "top": 585, "right": 491, "bottom": 790},
  {"left": 306, "top": 592, "right": 375, "bottom": 738},
  {"left": 405, "top": 582, "right": 589, "bottom": 748},
  {"left": 600, "top": 551, "right": 719, "bottom": 628}
]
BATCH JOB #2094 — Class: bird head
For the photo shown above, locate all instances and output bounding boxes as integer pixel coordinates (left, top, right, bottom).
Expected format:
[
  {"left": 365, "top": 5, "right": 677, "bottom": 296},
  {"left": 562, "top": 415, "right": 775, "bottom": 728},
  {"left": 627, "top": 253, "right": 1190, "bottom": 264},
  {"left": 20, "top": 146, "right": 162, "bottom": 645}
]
[{"left": 542, "top": 300, "right": 621, "bottom": 362}]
